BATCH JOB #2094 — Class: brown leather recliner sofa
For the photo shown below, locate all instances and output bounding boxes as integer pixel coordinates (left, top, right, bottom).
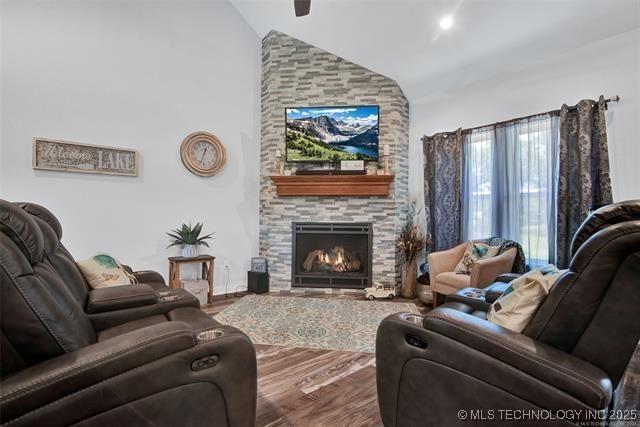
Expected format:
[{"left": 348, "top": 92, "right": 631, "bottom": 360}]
[
  {"left": 376, "top": 200, "right": 640, "bottom": 426},
  {"left": 0, "top": 200, "right": 257, "bottom": 426}
]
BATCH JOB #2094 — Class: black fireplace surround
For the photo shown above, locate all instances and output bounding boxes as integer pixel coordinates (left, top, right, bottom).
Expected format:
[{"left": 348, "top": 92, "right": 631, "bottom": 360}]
[{"left": 292, "top": 222, "right": 372, "bottom": 289}]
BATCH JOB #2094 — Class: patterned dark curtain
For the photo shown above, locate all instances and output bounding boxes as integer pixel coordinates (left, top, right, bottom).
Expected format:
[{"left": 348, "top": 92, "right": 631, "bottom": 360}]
[
  {"left": 423, "top": 129, "right": 462, "bottom": 252},
  {"left": 556, "top": 96, "right": 613, "bottom": 268}
]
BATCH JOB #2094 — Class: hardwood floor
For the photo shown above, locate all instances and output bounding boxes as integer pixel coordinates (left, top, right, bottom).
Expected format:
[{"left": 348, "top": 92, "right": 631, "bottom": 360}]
[
  {"left": 614, "top": 347, "right": 640, "bottom": 418},
  {"left": 203, "top": 291, "right": 421, "bottom": 426},
  {"left": 255, "top": 345, "right": 380, "bottom": 426},
  {"left": 204, "top": 292, "right": 639, "bottom": 426}
]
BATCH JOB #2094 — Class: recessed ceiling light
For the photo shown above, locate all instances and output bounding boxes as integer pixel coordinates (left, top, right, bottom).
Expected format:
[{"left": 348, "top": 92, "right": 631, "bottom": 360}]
[{"left": 439, "top": 16, "right": 453, "bottom": 30}]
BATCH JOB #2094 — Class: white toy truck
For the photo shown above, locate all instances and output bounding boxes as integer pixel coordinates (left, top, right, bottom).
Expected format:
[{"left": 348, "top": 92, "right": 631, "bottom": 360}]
[{"left": 365, "top": 282, "right": 396, "bottom": 300}]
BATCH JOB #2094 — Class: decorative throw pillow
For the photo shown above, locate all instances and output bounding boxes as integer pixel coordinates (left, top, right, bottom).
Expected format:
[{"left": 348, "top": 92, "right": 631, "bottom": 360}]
[
  {"left": 454, "top": 241, "right": 500, "bottom": 274},
  {"left": 487, "top": 265, "right": 563, "bottom": 332},
  {"left": 77, "top": 254, "right": 134, "bottom": 289}
]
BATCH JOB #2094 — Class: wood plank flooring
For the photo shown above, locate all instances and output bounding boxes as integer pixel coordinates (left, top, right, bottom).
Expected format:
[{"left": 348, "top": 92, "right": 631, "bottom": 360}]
[
  {"left": 203, "top": 291, "right": 413, "bottom": 426},
  {"left": 204, "top": 292, "right": 639, "bottom": 426},
  {"left": 254, "top": 345, "right": 380, "bottom": 426}
]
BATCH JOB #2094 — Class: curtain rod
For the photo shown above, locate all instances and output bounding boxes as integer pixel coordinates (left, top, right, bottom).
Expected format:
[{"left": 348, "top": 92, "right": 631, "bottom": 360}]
[
  {"left": 462, "top": 95, "right": 621, "bottom": 134},
  {"left": 422, "top": 95, "right": 621, "bottom": 140},
  {"left": 562, "top": 95, "right": 620, "bottom": 113}
]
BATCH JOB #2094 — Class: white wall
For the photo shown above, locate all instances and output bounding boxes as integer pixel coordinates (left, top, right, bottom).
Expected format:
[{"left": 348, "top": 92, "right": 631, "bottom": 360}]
[
  {"left": 1, "top": 1, "right": 261, "bottom": 293},
  {"left": 409, "top": 28, "right": 640, "bottom": 205}
]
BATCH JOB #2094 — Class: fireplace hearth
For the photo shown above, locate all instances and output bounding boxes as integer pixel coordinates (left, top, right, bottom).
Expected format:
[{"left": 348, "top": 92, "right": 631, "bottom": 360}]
[{"left": 292, "top": 222, "right": 372, "bottom": 289}]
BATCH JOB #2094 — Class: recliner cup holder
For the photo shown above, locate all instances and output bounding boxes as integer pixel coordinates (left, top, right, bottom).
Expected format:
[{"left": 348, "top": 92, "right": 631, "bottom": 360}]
[
  {"left": 461, "top": 288, "right": 487, "bottom": 300},
  {"left": 404, "top": 314, "right": 424, "bottom": 325},
  {"left": 197, "top": 329, "right": 224, "bottom": 343}
]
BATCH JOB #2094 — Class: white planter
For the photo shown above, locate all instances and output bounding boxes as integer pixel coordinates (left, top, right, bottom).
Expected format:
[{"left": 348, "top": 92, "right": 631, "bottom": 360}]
[
  {"left": 182, "top": 279, "right": 209, "bottom": 306},
  {"left": 181, "top": 244, "right": 199, "bottom": 258}
]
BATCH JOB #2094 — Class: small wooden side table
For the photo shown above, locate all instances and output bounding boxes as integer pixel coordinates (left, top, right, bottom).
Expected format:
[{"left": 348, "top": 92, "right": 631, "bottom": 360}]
[{"left": 168, "top": 255, "right": 215, "bottom": 304}]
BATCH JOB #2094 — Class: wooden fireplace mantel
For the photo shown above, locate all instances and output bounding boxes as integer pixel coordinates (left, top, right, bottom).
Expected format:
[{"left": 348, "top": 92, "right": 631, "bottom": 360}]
[{"left": 270, "top": 174, "right": 394, "bottom": 197}]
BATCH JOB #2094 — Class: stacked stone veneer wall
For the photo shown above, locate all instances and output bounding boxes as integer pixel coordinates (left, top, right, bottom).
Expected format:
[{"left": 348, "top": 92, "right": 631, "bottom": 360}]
[{"left": 259, "top": 31, "right": 410, "bottom": 289}]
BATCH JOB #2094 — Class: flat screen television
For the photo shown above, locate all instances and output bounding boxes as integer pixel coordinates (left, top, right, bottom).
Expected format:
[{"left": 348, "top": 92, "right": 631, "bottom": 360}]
[{"left": 285, "top": 105, "right": 379, "bottom": 162}]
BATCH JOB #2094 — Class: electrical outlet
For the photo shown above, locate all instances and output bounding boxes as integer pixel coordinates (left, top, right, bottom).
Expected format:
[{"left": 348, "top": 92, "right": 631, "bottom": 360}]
[{"left": 223, "top": 260, "right": 230, "bottom": 270}]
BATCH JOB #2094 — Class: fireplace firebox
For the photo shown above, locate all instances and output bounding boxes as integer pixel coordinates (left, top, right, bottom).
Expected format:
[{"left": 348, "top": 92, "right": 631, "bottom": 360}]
[{"left": 292, "top": 222, "right": 372, "bottom": 289}]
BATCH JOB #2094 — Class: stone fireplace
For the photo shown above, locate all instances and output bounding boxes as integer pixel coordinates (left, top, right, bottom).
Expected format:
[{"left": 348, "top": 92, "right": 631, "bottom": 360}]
[
  {"left": 292, "top": 222, "right": 372, "bottom": 289},
  {"left": 259, "top": 31, "right": 410, "bottom": 290}
]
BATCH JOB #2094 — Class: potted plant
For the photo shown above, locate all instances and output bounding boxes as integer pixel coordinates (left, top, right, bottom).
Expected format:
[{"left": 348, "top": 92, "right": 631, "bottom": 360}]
[
  {"left": 396, "top": 204, "right": 429, "bottom": 298},
  {"left": 167, "top": 222, "right": 214, "bottom": 257}
]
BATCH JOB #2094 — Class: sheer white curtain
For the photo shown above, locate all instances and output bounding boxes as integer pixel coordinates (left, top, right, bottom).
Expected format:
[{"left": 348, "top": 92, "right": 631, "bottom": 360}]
[
  {"left": 462, "top": 114, "right": 559, "bottom": 267},
  {"left": 461, "top": 126, "right": 495, "bottom": 241}
]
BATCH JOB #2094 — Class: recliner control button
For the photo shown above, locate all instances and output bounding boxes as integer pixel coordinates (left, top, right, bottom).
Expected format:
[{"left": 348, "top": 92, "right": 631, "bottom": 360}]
[
  {"left": 406, "top": 335, "right": 427, "bottom": 349},
  {"left": 191, "top": 355, "right": 220, "bottom": 371}
]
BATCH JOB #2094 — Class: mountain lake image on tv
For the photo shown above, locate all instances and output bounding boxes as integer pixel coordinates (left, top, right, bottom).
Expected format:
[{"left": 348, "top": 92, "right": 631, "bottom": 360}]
[{"left": 285, "top": 106, "right": 379, "bottom": 162}]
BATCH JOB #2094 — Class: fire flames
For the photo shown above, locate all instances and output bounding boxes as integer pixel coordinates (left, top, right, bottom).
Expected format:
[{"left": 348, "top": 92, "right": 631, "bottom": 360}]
[
  {"left": 303, "top": 246, "right": 360, "bottom": 273},
  {"left": 321, "top": 247, "right": 347, "bottom": 272}
]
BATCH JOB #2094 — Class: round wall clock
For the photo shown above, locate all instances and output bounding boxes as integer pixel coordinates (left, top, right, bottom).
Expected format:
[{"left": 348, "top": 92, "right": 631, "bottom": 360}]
[{"left": 180, "top": 131, "right": 227, "bottom": 177}]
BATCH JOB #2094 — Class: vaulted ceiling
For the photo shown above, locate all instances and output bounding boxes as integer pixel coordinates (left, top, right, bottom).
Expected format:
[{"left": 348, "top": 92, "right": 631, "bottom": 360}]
[{"left": 230, "top": 0, "right": 640, "bottom": 102}]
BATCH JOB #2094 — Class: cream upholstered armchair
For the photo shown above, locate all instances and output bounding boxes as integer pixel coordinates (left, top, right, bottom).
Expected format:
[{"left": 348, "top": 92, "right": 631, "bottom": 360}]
[{"left": 427, "top": 241, "right": 517, "bottom": 306}]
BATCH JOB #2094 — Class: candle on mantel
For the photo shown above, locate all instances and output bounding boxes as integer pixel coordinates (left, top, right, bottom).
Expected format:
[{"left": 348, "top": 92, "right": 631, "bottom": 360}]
[
  {"left": 274, "top": 149, "right": 282, "bottom": 175},
  {"left": 383, "top": 145, "right": 390, "bottom": 175}
]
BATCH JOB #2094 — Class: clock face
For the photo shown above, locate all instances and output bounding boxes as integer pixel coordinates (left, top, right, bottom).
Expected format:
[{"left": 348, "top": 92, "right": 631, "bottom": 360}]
[
  {"left": 180, "top": 132, "right": 227, "bottom": 176},
  {"left": 190, "top": 140, "right": 218, "bottom": 169}
]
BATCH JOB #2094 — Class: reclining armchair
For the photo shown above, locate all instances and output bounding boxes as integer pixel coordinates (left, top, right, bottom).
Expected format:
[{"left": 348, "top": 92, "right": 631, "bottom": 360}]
[
  {"left": 428, "top": 240, "right": 518, "bottom": 306},
  {"left": 0, "top": 200, "right": 257, "bottom": 426},
  {"left": 377, "top": 200, "right": 640, "bottom": 426}
]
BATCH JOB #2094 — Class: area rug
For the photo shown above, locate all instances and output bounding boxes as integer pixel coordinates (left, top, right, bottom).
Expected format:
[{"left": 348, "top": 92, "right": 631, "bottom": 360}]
[{"left": 213, "top": 294, "right": 420, "bottom": 353}]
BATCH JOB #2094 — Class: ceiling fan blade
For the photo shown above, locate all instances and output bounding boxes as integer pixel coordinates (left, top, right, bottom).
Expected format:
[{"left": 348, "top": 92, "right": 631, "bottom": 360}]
[{"left": 294, "top": 0, "right": 311, "bottom": 17}]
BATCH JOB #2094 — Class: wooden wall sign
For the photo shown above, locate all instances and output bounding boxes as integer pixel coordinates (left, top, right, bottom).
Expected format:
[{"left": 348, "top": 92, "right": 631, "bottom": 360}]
[{"left": 32, "top": 138, "right": 139, "bottom": 177}]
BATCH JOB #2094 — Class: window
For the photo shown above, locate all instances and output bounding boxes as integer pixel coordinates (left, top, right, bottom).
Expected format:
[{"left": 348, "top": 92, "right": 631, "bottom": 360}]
[
  {"left": 462, "top": 127, "right": 494, "bottom": 241},
  {"left": 462, "top": 114, "right": 559, "bottom": 268}
]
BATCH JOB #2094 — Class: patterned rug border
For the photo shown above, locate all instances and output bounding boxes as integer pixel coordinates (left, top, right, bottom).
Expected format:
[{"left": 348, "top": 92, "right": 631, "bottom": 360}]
[{"left": 213, "top": 294, "right": 420, "bottom": 353}]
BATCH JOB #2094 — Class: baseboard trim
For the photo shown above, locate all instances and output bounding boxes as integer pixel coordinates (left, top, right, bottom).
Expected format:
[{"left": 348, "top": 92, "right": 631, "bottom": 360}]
[{"left": 213, "top": 281, "right": 247, "bottom": 296}]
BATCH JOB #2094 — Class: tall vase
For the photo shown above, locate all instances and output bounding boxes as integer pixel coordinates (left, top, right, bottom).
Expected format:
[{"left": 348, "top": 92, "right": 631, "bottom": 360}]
[{"left": 400, "top": 260, "right": 417, "bottom": 298}]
